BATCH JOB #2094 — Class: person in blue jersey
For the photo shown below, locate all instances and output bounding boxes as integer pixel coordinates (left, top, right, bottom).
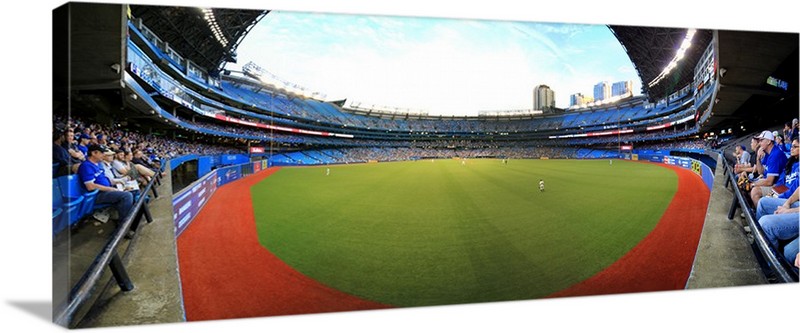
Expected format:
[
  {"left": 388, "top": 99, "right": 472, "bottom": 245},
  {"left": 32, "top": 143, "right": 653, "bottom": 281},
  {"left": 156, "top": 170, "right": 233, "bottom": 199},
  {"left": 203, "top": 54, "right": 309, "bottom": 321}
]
[
  {"left": 771, "top": 139, "right": 799, "bottom": 200},
  {"left": 77, "top": 133, "right": 91, "bottom": 158},
  {"left": 750, "top": 130, "right": 789, "bottom": 206},
  {"left": 78, "top": 144, "right": 134, "bottom": 226}
]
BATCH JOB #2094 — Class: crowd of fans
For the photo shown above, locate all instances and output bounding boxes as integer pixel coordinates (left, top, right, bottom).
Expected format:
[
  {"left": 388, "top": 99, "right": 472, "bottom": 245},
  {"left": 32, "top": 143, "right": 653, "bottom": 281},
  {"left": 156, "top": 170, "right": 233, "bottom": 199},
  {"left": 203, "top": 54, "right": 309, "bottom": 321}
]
[
  {"left": 171, "top": 107, "right": 710, "bottom": 155},
  {"left": 53, "top": 113, "right": 245, "bottom": 177},
  {"left": 208, "top": 76, "right": 691, "bottom": 135},
  {"left": 52, "top": 113, "right": 246, "bottom": 232},
  {"left": 277, "top": 146, "right": 608, "bottom": 164},
  {"left": 730, "top": 118, "right": 800, "bottom": 270},
  {"left": 634, "top": 138, "right": 709, "bottom": 151}
]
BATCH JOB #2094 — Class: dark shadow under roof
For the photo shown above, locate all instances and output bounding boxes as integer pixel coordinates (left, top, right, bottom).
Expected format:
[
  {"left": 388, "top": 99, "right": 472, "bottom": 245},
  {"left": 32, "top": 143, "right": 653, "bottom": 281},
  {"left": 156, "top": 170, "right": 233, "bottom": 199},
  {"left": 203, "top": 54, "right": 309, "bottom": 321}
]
[{"left": 130, "top": 5, "right": 266, "bottom": 72}]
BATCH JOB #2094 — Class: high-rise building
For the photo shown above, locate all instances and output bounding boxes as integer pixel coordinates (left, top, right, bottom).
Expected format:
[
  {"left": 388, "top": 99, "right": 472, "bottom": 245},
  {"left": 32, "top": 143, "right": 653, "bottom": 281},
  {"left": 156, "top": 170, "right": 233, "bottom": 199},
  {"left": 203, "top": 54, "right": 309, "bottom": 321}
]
[
  {"left": 569, "top": 93, "right": 594, "bottom": 107},
  {"left": 570, "top": 93, "right": 581, "bottom": 107},
  {"left": 533, "top": 85, "right": 555, "bottom": 112},
  {"left": 593, "top": 81, "right": 611, "bottom": 101},
  {"left": 612, "top": 80, "right": 633, "bottom": 97}
]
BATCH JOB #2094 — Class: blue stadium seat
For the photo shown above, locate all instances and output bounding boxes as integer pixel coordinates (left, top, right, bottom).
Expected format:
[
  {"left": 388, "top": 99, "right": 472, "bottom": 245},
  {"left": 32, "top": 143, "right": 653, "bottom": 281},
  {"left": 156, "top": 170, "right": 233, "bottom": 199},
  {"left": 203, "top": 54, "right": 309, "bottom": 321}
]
[
  {"left": 56, "top": 174, "right": 97, "bottom": 225},
  {"left": 53, "top": 178, "right": 82, "bottom": 233}
]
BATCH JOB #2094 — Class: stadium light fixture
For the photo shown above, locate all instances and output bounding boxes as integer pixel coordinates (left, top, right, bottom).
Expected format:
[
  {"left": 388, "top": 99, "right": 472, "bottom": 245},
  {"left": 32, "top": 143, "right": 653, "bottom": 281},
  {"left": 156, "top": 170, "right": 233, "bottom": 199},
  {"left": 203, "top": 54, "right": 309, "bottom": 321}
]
[
  {"left": 648, "top": 29, "right": 697, "bottom": 88},
  {"left": 200, "top": 8, "right": 229, "bottom": 48}
]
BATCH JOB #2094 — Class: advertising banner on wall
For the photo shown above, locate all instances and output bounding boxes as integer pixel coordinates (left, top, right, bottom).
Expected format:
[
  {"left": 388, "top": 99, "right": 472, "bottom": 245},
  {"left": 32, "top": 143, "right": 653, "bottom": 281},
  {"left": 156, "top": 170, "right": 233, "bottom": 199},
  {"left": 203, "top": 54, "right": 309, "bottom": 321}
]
[
  {"left": 172, "top": 170, "right": 218, "bottom": 236},
  {"left": 221, "top": 154, "right": 250, "bottom": 166},
  {"left": 661, "top": 155, "right": 714, "bottom": 190},
  {"left": 217, "top": 165, "right": 242, "bottom": 186}
]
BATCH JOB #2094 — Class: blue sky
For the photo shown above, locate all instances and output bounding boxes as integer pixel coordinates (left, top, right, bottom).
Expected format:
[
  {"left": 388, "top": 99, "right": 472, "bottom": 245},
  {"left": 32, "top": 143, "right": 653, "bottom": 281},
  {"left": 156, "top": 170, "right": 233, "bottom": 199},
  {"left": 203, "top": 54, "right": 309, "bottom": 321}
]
[{"left": 230, "top": 11, "right": 641, "bottom": 116}]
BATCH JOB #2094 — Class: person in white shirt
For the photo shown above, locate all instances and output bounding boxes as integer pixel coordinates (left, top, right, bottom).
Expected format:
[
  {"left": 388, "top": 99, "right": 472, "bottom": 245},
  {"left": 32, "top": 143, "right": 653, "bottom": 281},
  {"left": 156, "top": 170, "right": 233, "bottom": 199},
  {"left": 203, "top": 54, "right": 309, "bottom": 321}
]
[{"left": 101, "top": 148, "right": 129, "bottom": 188}]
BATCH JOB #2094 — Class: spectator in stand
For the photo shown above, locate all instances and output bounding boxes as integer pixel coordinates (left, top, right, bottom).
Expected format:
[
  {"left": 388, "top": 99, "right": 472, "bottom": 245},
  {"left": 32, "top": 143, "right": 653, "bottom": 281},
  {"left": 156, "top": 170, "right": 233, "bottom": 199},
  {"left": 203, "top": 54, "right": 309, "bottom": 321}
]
[
  {"left": 750, "top": 130, "right": 789, "bottom": 206},
  {"left": 97, "top": 133, "right": 108, "bottom": 146},
  {"left": 88, "top": 133, "right": 99, "bottom": 146},
  {"left": 132, "top": 149, "right": 158, "bottom": 171},
  {"left": 100, "top": 147, "right": 129, "bottom": 187},
  {"left": 737, "top": 137, "right": 761, "bottom": 182},
  {"left": 66, "top": 128, "right": 86, "bottom": 166},
  {"left": 773, "top": 132, "right": 788, "bottom": 157},
  {"left": 771, "top": 139, "right": 799, "bottom": 200},
  {"left": 124, "top": 150, "right": 155, "bottom": 183},
  {"left": 77, "top": 144, "right": 134, "bottom": 225},
  {"left": 791, "top": 118, "right": 799, "bottom": 142},
  {"left": 53, "top": 127, "right": 71, "bottom": 177},
  {"left": 755, "top": 187, "right": 799, "bottom": 265},
  {"left": 132, "top": 149, "right": 166, "bottom": 177},
  {"left": 111, "top": 150, "right": 129, "bottom": 177},
  {"left": 734, "top": 144, "right": 750, "bottom": 166},
  {"left": 77, "top": 133, "right": 91, "bottom": 157},
  {"left": 783, "top": 122, "right": 793, "bottom": 147}
]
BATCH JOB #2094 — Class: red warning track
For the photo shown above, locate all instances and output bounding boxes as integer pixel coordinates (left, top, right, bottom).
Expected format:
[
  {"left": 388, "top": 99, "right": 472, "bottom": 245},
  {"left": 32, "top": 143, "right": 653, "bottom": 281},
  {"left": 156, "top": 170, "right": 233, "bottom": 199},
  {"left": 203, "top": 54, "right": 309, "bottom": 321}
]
[
  {"left": 177, "top": 168, "right": 391, "bottom": 321},
  {"left": 547, "top": 162, "right": 710, "bottom": 298}
]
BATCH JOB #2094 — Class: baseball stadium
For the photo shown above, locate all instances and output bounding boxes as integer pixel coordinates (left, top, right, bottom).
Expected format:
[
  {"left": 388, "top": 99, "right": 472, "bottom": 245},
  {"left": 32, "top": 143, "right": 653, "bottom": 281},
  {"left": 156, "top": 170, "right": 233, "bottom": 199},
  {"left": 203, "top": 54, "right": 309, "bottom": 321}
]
[{"left": 51, "top": 2, "right": 799, "bottom": 329}]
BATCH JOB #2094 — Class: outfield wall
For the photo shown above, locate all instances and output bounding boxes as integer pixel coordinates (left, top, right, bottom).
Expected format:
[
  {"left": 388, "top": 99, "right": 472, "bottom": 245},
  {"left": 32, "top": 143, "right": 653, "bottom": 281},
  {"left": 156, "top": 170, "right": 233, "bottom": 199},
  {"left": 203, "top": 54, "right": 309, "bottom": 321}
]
[
  {"left": 172, "top": 158, "right": 270, "bottom": 236},
  {"left": 661, "top": 156, "right": 714, "bottom": 190},
  {"left": 634, "top": 151, "right": 714, "bottom": 190}
]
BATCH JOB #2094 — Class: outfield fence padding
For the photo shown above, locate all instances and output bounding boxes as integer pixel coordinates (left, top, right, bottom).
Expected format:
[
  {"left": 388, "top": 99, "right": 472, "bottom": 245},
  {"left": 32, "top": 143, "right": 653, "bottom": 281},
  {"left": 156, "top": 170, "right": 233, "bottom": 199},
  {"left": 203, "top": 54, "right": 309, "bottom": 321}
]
[{"left": 172, "top": 158, "right": 271, "bottom": 236}]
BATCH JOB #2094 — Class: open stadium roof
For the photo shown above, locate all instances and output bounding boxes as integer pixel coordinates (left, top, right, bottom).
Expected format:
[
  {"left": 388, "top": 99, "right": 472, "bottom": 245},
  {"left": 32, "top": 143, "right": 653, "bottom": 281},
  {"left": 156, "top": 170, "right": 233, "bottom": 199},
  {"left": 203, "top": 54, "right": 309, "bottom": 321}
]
[
  {"left": 129, "top": 5, "right": 267, "bottom": 72},
  {"left": 609, "top": 26, "right": 713, "bottom": 102},
  {"left": 610, "top": 26, "right": 798, "bottom": 135}
]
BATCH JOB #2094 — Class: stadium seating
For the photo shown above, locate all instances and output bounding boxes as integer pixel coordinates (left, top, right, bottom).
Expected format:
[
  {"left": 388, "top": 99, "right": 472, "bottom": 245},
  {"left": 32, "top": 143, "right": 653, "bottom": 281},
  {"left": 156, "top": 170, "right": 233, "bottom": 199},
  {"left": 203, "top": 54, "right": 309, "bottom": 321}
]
[
  {"left": 54, "top": 174, "right": 115, "bottom": 227},
  {"left": 127, "top": 18, "right": 711, "bottom": 157},
  {"left": 52, "top": 179, "right": 79, "bottom": 236}
]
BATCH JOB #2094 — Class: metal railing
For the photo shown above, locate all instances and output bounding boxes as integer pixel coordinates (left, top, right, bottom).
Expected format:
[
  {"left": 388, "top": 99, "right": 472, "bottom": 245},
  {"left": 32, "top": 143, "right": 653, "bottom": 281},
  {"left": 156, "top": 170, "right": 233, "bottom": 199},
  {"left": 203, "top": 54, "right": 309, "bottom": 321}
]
[
  {"left": 53, "top": 169, "right": 163, "bottom": 327},
  {"left": 722, "top": 157, "right": 798, "bottom": 282}
]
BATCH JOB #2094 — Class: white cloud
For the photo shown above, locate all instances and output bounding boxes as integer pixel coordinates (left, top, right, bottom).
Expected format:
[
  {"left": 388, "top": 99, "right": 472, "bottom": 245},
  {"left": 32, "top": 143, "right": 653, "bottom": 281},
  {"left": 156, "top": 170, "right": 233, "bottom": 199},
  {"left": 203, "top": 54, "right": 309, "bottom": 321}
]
[{"left": 232, "top": 11, "right": 642, "bottom": 116}]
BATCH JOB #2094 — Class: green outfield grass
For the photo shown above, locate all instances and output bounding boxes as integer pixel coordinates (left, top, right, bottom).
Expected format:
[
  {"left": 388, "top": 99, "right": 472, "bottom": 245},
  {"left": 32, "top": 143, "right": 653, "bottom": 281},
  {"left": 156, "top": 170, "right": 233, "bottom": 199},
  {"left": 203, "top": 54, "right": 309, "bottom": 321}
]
[{"left": 251, "top": 159, "right": 677, "bottom": 306}]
